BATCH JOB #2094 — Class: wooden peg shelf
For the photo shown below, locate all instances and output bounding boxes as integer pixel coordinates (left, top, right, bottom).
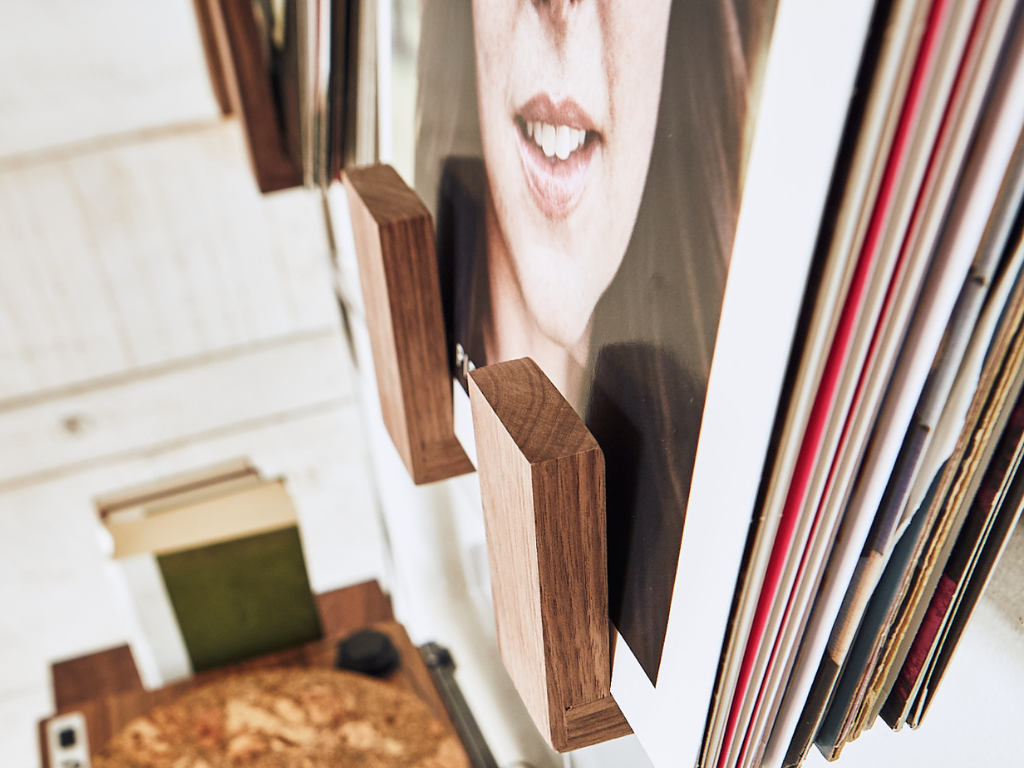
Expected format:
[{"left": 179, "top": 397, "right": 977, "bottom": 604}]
[
  {"left": 468, "top": 358, "right": 632, "bottom": 752},
  {"left": 344, "top": 164, "right": 474, "bottom": 485}
]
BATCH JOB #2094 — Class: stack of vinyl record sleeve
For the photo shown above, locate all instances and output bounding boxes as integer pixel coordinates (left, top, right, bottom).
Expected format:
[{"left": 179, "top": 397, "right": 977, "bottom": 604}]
[
  {"left": 207, "top": 0, "right": 365, "bottom": 191},
  {"left": 697, "top": 0, "right": 1024, "bottom": 765},
  {"left": 257, "top": 0, "right": 359, "bottom": 186}
]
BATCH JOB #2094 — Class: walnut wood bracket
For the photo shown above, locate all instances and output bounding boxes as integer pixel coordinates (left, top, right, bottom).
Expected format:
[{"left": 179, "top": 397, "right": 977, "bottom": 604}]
[
  {"left": 344, "top": 165, "right": 474, "bottom": 484},
  {"left": 468, "top": 358, "right": 632, "bottom": 751}
]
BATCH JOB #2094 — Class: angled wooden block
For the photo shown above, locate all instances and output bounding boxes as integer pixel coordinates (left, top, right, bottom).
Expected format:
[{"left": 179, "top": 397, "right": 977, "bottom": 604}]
[
  {"left": 468, "top": 358, "right": 631, "bottom": 751},
  {"left": 344, "top": 165, "right": 474, "bottom": 484},
  {"left": 52, "top": 645, "right": 144, "bottom": 711}
]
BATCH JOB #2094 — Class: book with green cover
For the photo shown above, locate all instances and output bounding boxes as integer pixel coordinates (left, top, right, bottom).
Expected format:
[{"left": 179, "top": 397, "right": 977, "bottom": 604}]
[{"left": 158, "top": 526, "right": 322, "bottom": 672}]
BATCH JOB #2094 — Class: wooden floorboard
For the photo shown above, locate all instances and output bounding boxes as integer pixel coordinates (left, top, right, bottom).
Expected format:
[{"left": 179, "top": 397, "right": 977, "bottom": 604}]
[
  {"left": 52, "top": 644, "right": 144, "bottom": 711},
  {"left": 315, "top": 579, "right": 395, "bottom": 638}
]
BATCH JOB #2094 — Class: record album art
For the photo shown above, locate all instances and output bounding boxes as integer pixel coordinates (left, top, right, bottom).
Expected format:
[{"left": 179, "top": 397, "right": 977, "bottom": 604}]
[{"left": 418, "top": 0, "right": 777, "bottom": 687}]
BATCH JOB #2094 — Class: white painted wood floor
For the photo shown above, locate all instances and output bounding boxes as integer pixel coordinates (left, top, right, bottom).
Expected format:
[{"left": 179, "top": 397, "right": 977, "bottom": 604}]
[{"left": 0, "top": 2, "right": 385, "bottom": 764}]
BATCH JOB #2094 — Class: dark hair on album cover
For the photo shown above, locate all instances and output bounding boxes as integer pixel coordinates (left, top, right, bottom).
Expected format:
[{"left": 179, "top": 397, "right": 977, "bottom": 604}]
[{"left": 587, "top": 0, "right": 773, "bottom": 683}]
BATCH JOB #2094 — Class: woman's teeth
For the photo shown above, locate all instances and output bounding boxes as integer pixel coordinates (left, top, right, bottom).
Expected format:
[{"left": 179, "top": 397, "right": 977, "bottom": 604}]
[{"left": 524, "top": 121, "right": 586, "bottom": 160}]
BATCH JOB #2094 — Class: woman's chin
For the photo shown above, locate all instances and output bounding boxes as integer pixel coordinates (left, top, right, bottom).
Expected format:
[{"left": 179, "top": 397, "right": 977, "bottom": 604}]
[
  {"left": 500, "top": 216, "right": 615, "bottom": 352},
  {"left": 526, "top": 290, "right": 596, "bottom": 352}
]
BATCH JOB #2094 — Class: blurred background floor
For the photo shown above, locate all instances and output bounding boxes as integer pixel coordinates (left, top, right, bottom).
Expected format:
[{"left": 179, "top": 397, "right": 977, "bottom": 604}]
[{"left": 0, "top": 1, "right": 385, "bottom": 764}]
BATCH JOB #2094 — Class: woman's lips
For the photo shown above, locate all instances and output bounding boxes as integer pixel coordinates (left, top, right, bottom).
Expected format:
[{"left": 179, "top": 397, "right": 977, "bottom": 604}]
[{"left": 515, "top": 94, "right": 599, "bottom": 219}]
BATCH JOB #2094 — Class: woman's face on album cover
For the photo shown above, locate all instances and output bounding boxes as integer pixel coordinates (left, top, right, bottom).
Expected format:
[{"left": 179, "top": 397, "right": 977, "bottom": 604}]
[{"left": 471, "top": 0, "right": 672, "bottom": 350}]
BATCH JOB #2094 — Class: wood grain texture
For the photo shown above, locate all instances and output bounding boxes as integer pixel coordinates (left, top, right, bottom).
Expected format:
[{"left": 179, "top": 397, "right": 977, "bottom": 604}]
[
  {"left": 343, "top": 164, "right": 474, "bottom": 484},
  {"left": 314, "top": 579, "right": 395, "bottom": 637},
  {"left": 52, "top": 645, "right": 144, "bottom": 711},
  {"left": 468, "top": 358, "right": 631, "bottom": 751},
  {"left": 0, "top": 122, "right": 337, "bottom": 405},
  {"left": 0, "top": 0, "right": 219, "bottom": 161},
  {"left": 0, "top": 331, "right": 353, "bottom": 491},
  {"left": 206, "top": 0, "right": 302, "bottom": 192}
]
